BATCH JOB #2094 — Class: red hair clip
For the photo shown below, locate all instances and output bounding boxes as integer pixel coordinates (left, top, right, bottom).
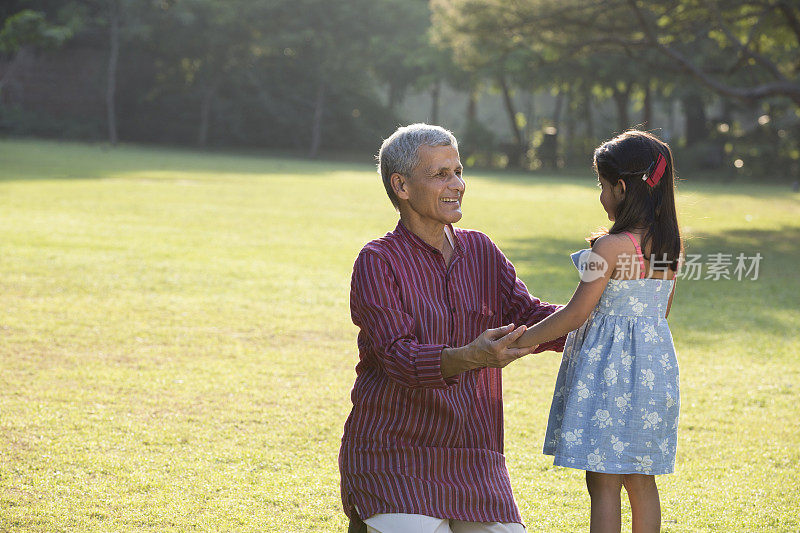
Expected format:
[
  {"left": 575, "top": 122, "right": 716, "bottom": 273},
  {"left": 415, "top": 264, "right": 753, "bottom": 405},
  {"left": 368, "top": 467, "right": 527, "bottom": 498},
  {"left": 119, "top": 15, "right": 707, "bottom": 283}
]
[{"left": 642, "top": 153, "right": 667, "bottom": 187}]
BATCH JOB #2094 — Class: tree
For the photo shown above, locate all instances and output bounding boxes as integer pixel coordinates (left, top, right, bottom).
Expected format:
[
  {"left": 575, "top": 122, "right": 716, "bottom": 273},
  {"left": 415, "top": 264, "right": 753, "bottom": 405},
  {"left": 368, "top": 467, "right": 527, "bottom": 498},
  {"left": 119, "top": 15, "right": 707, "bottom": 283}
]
[
  {"left": 143, "top": 0, "right": 383, "bottom": 153},
  {"left": 106, "top": 0, "right": 120, "bottom": 144},
  {"left": 432, "top": 0, "right": 800, "bottom": 177},
  {"left": 144, "top": 0, "right": 270, "bottom": 147},
  {"left": 367, "top": 0, "right": 431, "bottom": 112},
  {"left": 433, "top": 0, "right": 555, "bottom": 166},
  {"left": 15, "top": 0, "right": 147, "bottom": 145},
  {"left": 450, "top": 0, "right": 800, "bottom": 107},
  {"left": 291, "top": 0, "right": 379, "bottom": 157},
  {"left": 0, "top": 9, "right": 72, "bottom": 97},
  {"left": 624, "top": 0, "right": 800, "bottom": 106}
]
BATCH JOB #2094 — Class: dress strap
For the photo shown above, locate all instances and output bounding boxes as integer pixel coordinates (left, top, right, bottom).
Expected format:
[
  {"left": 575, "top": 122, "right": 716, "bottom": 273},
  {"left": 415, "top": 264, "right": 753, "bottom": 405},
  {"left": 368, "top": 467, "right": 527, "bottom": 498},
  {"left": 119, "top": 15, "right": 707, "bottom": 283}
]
[{"left": 622, "top": 231, "right": 646, "bottom": 278}]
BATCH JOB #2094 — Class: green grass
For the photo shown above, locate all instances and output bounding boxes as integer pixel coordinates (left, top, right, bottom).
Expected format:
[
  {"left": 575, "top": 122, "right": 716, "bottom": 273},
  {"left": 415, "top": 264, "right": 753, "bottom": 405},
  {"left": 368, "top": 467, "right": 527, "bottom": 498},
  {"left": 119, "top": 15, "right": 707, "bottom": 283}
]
[{"left": 1, "top": 138, "right": 798, "bottom": 532}]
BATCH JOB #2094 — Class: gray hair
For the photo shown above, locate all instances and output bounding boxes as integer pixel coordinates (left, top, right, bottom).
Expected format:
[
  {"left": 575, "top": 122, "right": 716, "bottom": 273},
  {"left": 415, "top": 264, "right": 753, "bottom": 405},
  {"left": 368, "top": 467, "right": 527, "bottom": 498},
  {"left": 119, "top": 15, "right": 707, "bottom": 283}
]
[{"left": 377, "top": 123, "right": 458, "bottom": 209}]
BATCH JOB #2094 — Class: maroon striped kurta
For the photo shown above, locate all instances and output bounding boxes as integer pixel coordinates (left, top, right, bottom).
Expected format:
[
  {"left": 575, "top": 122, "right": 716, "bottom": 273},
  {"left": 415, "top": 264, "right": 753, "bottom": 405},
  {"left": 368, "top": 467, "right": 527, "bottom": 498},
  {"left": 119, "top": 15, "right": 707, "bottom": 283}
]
[{"left": 339, "top": 221, "right": 565, "bottom": 524}]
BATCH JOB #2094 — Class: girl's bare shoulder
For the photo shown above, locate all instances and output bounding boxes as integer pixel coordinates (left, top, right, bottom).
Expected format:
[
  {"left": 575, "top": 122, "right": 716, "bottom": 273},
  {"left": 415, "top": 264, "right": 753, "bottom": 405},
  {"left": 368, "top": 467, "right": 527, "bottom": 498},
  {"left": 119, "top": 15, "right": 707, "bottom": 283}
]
[{"left": 591, "top": 233, "right": 630, "bottom": 255}]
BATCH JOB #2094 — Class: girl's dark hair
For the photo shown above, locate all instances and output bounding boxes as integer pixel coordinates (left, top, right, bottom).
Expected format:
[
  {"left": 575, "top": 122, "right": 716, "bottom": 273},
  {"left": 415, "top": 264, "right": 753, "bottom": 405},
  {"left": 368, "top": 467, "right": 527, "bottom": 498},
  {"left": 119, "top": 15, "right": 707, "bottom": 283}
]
[{"left": 590, "top": 130, "right": 682, "bottom": 272}]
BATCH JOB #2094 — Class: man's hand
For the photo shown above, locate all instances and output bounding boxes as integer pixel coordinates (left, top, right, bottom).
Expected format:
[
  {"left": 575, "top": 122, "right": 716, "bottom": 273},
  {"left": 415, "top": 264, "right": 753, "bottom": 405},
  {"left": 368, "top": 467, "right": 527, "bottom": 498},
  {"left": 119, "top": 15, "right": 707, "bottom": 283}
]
[
  {"left": 441, "top": 323, "right": 538, "bottom": 378},
  {"left": 469, "top": 323, "right": 537, "bottom": 368}
]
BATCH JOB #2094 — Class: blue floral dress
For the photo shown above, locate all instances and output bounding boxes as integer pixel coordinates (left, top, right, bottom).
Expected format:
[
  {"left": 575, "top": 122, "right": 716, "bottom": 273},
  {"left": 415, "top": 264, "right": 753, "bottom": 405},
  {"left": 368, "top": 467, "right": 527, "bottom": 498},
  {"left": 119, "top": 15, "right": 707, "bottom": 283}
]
[{"left": 542, "top": 248, "right": 680, "bottom": 475}]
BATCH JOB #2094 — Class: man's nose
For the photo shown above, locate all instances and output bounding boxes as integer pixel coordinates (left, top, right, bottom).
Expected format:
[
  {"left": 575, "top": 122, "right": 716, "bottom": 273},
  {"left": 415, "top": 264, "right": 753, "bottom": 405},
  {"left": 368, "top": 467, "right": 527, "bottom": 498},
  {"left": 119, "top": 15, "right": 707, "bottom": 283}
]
[{"left": 449, "top": 172, "right": 465, "bottom": 191}]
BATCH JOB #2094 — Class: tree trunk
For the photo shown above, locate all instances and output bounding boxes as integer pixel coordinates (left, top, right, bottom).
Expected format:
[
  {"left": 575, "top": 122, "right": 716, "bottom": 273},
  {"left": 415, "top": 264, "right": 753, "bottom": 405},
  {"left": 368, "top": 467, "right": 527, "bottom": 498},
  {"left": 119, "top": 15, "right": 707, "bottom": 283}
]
[
  {"left": 309, "top": 80, "right": 325, "bottom": 158},
  {"left": 197, "top": 81, "right": 217, "bottom": 147},
  {"left": 388, "top": 81, "right": 400, "bottom": 110},
  {"left": 0, "top": 46, "right": 33, "bottom": 100},
  {"left": 667, "top": 98, "right": 677, "bottom": 143},
  {"left": 552, "top": 90, "right": 564, "bottom": 131},
  {"left": 643, "top": 82, "right": 653, "bottom": 128},
  {"left": 499, "top": 75, "right": 523, "bottom": 146},
  {"left": 565, "top": 86, "right": 576, "bottom": 160},
  {"left": 430, "top": 78, "right": 441, "bottom": 124},
  {"left": 612, "top": 83, "right": 631, "bottom": 132},
  {"left": 467, "top": 88, "right": 478, "bottom": 123},
  {"left": 498, "top": 74, "right": 525, "bottom": 167},
  {"left": 682, "top": 91, "right": 708, "bottom": 144},
  {"left": 524, "top": 90, "right": 536, "bottom": 141},
  {"left": 106, "top": 0, "right": 120, "bottom": 146},
  {"left": 584, "top": 83, "right": 595, "bottom": 140}
]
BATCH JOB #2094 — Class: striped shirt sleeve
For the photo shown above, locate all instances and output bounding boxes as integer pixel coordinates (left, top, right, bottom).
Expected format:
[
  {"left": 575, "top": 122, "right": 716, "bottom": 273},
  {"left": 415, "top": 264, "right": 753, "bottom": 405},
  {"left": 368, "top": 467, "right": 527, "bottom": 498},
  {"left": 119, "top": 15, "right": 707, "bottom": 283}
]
[
  {"left": 494, "top": 244, "right": 567, "bottom": 353},
  {"left": 350, "top": 250, "right": 458, "bottom": 389}
]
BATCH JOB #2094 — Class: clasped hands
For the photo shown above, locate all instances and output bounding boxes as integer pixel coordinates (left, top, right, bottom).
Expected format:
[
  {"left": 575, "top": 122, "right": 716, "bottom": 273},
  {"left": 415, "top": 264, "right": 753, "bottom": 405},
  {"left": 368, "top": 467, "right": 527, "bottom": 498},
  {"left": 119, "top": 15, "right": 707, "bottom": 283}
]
[
  {"left": 470, "top": 323, "right": 538, "bottom": 367},
  {"left": 441, "top": 323, "right": 538, "bottom": 378}
]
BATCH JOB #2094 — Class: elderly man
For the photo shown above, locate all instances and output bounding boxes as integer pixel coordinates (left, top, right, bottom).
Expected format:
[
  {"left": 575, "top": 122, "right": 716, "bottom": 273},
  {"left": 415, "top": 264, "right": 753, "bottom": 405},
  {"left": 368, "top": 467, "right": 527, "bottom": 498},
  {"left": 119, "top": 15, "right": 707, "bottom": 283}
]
[{"left": 339, "top": 124, "right": 565, "bottom": 533}]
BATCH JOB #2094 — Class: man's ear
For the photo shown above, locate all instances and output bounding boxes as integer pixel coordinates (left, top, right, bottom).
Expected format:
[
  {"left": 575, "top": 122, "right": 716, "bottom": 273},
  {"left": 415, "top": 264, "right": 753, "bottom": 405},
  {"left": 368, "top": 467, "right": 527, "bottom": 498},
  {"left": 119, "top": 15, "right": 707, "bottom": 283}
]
[{"left": 391, "top": 172, "right": 409, "bottom": 201}]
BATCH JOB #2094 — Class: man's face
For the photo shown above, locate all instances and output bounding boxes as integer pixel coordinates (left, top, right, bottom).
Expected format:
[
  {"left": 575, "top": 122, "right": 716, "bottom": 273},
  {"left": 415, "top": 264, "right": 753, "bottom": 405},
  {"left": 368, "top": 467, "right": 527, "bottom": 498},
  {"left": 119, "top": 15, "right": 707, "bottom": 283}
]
[{"left": 395, "top": 144, "right": 465, "bottom": 225}]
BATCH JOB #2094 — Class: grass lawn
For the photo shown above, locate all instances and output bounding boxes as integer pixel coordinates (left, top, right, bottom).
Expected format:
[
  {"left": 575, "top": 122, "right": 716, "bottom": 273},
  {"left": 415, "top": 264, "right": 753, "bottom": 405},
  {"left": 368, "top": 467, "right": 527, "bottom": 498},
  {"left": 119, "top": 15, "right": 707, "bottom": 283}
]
[{"left": 1, "top": 138, "right": 798, "bottom": 532}]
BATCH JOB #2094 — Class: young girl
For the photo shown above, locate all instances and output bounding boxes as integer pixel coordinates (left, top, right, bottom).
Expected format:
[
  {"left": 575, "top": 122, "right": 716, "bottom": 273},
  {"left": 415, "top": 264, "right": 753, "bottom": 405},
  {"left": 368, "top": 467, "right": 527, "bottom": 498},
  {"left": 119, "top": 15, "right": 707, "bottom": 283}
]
[{"left": 513, "top": 130, "right": 682, "bottom": 533}]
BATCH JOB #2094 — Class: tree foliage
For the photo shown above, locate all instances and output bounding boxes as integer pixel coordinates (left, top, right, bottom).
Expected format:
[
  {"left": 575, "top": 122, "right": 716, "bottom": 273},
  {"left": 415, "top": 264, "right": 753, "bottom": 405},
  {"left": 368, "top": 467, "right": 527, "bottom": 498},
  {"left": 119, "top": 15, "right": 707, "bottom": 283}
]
[
  {"left": 0, "top": 9, "right": 71, "bottom": 52},
  {"left": 433, "top": 0, "right": 800, "bottom": 176}
]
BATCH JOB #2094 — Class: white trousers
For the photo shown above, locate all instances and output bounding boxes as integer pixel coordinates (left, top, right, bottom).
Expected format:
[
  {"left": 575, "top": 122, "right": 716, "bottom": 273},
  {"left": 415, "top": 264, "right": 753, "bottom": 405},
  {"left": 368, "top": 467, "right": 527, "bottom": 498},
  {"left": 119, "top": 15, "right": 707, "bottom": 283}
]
[{"left": 364, "top": 513, "right": 526, "bottom": 533}]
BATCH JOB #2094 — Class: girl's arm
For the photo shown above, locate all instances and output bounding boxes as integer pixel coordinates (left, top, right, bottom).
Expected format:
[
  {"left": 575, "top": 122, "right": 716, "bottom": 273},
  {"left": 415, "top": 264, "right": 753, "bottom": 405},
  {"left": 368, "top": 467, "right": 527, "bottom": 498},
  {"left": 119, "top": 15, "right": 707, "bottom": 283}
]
[{"left": 511, "top": 235, "right": 623, "bottom": 349}]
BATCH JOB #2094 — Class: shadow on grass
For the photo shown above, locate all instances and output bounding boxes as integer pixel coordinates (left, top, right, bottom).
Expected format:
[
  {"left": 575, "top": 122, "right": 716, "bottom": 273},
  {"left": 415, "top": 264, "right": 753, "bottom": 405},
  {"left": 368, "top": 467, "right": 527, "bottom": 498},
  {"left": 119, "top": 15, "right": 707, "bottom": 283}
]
[
  {"left": 500, "top": 226, "right": 799, "bottom": 344},
  {"left": 687, "top": 225, "right": 800, "bottom": 258},
  {"left": 4, "top": 139, "right": 800, "bottom": 200}
]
